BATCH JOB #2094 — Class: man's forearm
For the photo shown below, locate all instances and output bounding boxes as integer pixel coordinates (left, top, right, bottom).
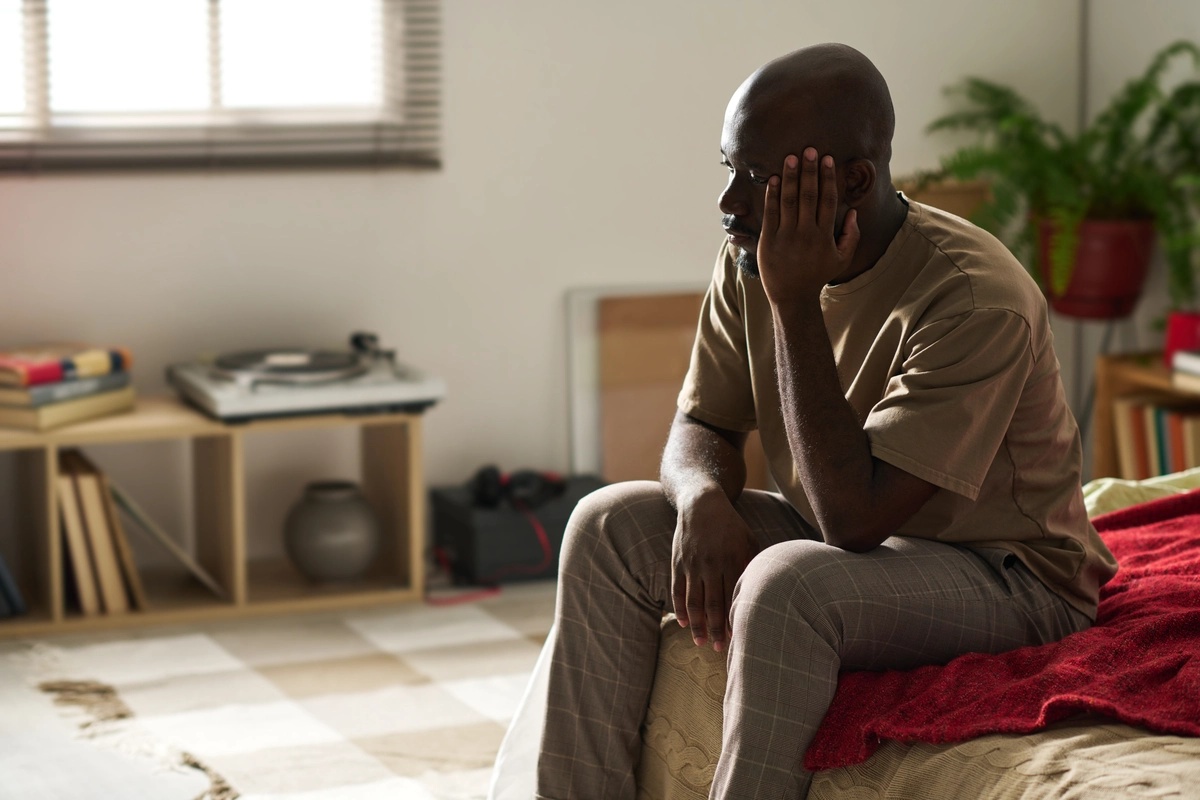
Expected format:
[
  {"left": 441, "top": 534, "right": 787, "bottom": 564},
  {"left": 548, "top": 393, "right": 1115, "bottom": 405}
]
[
  {"left": 660, "top": 411, "right": 748, "bottom": 511},
  {"left": 772, "top": 300, "right": 894, "bottom": 549}
]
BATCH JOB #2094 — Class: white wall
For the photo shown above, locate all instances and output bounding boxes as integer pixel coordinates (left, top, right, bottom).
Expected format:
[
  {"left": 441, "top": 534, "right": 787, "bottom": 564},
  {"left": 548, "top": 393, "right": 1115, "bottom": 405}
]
[{"left": 0, "top": 0, "right": 1081, "bottom": 558}]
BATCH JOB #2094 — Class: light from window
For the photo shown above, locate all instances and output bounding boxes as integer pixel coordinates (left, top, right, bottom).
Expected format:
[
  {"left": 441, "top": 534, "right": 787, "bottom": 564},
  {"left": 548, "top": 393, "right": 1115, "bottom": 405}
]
[
  {"left": 0, "top": 0, "right": 21, "bottom": 114},
  {"left": 48, "top": 0, "right": 208, "bottom": 113},
  {"left": 221, "top": 0, "right": 379, "bottom": 109},
  {"left": 1, "top": 0, "right": 440, "bottom": 171}
]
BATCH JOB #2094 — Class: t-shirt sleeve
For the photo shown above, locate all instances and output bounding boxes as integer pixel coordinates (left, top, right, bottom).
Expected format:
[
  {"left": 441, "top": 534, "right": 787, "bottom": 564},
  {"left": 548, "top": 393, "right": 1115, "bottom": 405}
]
[
  {"left": 864, "top": 308, "right": 1034, "bottom": 500},
  {"left": 677, "top": 244, "right": 758, "bottom": 432}
]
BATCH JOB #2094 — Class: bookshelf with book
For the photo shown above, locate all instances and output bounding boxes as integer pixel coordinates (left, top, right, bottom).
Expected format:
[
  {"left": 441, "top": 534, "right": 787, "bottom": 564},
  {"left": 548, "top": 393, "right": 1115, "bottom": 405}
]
[
  {"left": 1110, "top": 393, "right": 1200, "bottom": 480},
  {"left": 0, "top": 343, "right": 136, "bottom": 432},
  {"left": 1093, "top": 351, "right": 1200, "bottom": 479},
  {"left": 0, "top": 395, "right": 426, "bottom": 638}
]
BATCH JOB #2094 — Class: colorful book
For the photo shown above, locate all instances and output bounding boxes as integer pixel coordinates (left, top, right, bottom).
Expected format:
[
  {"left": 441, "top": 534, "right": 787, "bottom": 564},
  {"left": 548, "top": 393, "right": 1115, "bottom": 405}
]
[
  {"left": 1167, "top": 408, "right": 1189, "bottom": 474},
  {"left": 1112, "top": 395, "right": 1139, "bottom": 480},
  {"left": 0, "top": 343, "right": 133, "bottom": 388},
  {"left": 1113, "top": 394, "right": 1160, "bottom": 479},
  {"left": 1187, "top": 414, "right": 1200, "bottom": 469},
  {"left": 0, "top": 371, "right": 131, "bottom": 408},
  {"left": 1143, "top": 405, "right": 1163, "bottom": 477},
  {"left": 0, "top": 385, "right": 135, "bottom": 431}
]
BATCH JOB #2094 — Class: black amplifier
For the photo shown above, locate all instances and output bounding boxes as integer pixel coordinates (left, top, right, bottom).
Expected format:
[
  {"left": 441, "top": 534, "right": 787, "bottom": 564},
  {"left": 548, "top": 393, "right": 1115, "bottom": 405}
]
[{"left": 431, "top": 475, "right": 607, "bottom": 585}]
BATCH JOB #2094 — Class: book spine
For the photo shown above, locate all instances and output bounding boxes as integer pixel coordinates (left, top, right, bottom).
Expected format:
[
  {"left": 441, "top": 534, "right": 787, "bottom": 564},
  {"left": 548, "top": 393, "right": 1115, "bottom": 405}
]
[
  {"left": 1188, "top": 415, "right": 1200, "bottom": 469},
  {"left": 8, "top": 360, "right": 64, "bottom": 387},
  {"left": 56, "top": 464, "right": 101, "bottom": 616},
  {"left": 19, "top": 371, "right": 131, "bottom": 408},
  {"left": 1137, "top": 402, "right": 1156, "bottom": 479},
  {"left": 1152, "top": 407, "right": 1171, "bottom": 474},
  {"left": 1113, "top": 397, "right": 1139, "bottom": 480},
  {"left": 3, "top": 348, "right": 133, "bottom": 388},
  {"left": 61, "top": 348, "right": 132, "bottom": 384},
  {"left": 1168, "top": 409, "right": 1188, "bottom": 474}
]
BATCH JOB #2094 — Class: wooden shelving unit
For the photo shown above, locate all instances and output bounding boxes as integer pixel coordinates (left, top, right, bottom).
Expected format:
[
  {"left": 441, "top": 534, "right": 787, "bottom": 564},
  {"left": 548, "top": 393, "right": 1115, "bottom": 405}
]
[
  {"left": 1092, "top": 351, "right": 1200, "bottom": 479},
  {"left": 0, "top": 396, "right": 426, "bottom": 638}
]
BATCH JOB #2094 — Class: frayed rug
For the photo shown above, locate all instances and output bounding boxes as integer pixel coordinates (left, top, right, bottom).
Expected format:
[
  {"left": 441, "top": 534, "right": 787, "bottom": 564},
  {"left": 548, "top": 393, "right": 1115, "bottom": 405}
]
[{"left": 7, "top": 581, "right": 555, "bottom": 800}]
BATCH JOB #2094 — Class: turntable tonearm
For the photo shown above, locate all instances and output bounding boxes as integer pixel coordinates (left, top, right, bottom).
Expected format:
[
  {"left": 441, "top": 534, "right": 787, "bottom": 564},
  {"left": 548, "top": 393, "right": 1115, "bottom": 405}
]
[{"left": 167, "top": 332, "right": 445, "bottom": 422}]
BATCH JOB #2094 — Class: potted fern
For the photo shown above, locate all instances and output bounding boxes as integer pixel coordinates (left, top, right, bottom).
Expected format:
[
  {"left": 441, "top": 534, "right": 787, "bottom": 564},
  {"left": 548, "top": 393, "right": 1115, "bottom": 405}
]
[{"left": 922, "top": 40, "right": 1200, "bottom": 320}]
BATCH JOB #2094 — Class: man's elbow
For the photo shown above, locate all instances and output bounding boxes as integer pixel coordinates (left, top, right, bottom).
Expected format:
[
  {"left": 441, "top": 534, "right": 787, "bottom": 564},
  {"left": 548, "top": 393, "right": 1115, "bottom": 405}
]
[{"left": 820, "top": 515, "right": 890, "bottom": 553}]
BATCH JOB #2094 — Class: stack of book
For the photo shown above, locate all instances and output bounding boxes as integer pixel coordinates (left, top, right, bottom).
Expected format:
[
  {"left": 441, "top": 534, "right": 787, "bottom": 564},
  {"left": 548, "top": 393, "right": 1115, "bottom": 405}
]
[{"left": 0, "top": 343, "right": 136, "bottom": 431}]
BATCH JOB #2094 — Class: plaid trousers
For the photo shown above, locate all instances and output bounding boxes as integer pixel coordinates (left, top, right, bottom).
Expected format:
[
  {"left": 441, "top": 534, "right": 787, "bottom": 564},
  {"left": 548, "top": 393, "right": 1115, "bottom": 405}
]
[{"left": 536, "top": 481, "right": 1089, "bottom": 800}]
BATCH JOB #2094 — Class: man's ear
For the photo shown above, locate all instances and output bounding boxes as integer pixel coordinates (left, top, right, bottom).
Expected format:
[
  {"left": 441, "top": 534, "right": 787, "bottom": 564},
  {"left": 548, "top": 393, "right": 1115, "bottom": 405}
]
[{"left": 843, "top": 159, "right": 876, "bottom": 206}]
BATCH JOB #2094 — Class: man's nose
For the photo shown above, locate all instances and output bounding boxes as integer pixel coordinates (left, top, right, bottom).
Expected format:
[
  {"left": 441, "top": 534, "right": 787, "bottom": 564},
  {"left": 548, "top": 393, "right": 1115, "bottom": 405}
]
[{"left": 718, "top": 176, "right": 751, "bottom": 217}]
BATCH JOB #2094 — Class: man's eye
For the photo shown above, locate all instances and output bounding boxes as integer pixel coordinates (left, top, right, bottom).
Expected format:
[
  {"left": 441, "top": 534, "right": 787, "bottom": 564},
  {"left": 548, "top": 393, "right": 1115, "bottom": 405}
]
[
  {"left": 749, "top": 173, "right": 769, "bottom": 185},
  {"left": 720, "top": 160, "right": 734, "bottom": 173}
]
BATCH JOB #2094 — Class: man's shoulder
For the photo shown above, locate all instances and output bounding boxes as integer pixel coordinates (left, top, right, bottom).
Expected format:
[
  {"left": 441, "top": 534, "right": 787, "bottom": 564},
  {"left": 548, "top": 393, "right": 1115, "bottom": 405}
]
[
  {"left": 903, "top": 200, "right": 1044, "bottom": 316},
  {"left": 906, "top": 200, "right": 1018, "bottom": 268}
]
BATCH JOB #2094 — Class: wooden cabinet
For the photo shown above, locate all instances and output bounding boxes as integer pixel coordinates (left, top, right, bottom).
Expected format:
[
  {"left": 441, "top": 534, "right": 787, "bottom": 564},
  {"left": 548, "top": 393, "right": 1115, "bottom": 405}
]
[
  {"left": 1091, "top": 351, "right": 1200, "bottom": 479},
  {"left": 0, "top": 396, "right": 426, "bottom": 638}
]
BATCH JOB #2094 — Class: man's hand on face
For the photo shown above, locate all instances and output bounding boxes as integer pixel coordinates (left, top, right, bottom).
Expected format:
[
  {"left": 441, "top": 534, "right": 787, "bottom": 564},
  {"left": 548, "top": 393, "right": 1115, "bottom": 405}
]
[
  {"left": 756, "top": 147, "right": 861, "bottom": 305},
  {"left": 671, "top": 492, "right": 760, "bottom": 652}
]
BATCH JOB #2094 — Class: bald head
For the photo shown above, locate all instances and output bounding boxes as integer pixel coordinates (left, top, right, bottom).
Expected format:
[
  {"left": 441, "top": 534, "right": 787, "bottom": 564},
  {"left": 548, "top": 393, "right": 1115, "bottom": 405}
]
[{"left": 730, "top": 43, "right": 895, "bottom": 169}]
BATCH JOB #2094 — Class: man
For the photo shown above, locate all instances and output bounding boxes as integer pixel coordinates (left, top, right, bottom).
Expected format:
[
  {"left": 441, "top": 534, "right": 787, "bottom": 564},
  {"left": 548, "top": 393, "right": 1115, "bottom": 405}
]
[{"left": 536, "top": 43, "right": 1117, "bottom": 799}]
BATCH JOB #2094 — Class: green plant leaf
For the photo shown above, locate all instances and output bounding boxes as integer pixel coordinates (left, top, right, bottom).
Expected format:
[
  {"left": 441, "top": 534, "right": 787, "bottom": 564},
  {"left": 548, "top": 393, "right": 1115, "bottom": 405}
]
[{"left": 925, "top": 40, "right": 1200, "bottom": 311}]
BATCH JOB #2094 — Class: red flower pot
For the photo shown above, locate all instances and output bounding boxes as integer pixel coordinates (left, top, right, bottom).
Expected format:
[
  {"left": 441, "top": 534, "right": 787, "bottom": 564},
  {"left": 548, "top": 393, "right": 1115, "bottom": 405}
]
[{"left": 1036, "top": 219, "right": 1157, "bottom": 320}]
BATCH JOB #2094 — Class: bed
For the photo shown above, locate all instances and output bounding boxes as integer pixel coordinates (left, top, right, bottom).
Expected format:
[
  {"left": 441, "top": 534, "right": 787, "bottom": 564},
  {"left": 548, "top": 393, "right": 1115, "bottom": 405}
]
[{"left": 488, "top": 469, "right": 1200, "bottom": 800}]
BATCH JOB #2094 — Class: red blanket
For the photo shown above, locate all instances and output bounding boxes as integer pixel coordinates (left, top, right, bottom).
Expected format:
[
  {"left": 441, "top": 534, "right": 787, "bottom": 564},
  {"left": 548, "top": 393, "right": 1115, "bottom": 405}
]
[{"left": 805, "top": 488, "right": 1200, "bottom": 771}]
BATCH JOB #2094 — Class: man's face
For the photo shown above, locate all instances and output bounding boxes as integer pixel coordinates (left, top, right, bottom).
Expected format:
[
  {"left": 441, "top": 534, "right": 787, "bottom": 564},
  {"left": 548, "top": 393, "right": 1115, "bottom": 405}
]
[
  {"left": 718, "top": 105, "right": 772, "bottom": 279},
  {"left": 718, "top": 93, "right": 845, "bottom": 279}
]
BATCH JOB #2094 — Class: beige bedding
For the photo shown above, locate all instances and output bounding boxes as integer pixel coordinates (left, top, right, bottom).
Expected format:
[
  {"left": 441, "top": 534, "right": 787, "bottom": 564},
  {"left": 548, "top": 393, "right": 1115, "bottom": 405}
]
[
  {"left": 637, "top": 620, "right": 1200, "bottom": 800},
  {"left": 635, "top": 467, "right": 1200, "bottom": 800}
]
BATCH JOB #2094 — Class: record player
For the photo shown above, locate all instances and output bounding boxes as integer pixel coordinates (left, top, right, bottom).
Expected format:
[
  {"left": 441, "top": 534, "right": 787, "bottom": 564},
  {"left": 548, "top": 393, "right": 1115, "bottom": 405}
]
[{"left": 167, "top": 332, "right": 446, "bottom": 422}]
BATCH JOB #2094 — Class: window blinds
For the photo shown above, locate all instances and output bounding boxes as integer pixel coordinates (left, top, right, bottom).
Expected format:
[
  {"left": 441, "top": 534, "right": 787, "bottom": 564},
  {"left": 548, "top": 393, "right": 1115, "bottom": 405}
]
[{"left": 0, "top": 0, "right": 440, "bottom": 171}]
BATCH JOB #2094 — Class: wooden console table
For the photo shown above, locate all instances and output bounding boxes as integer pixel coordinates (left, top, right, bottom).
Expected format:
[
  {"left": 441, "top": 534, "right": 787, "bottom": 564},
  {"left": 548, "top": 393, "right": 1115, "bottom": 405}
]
[{"left": 0, "top": 396, "right": 426, "bottom": 638}]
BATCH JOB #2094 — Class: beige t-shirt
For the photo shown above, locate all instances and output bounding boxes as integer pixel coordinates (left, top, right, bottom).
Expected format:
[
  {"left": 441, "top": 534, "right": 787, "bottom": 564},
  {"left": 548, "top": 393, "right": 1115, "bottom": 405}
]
[{"left": 678, "top": 198, "right": 1117, "bottom": 619}]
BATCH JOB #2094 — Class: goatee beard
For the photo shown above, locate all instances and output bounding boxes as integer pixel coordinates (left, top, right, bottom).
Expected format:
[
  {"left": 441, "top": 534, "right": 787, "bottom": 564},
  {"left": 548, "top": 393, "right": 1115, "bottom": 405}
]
[{"left": 734, "top": 246, "right": 760, "bottom": 280}]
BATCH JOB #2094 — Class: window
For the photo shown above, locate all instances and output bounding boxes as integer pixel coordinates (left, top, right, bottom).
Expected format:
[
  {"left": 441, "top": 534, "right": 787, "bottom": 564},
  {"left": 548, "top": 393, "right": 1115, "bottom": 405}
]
[{"left": 0, "top": 0, "right": 440, "bottom": 172}]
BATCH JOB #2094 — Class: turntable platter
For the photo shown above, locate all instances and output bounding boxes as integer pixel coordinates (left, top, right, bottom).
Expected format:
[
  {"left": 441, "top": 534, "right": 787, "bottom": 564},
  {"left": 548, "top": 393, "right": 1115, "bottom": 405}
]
[{"left": 212, "top": 349, "right": 366, "bottom": 385}]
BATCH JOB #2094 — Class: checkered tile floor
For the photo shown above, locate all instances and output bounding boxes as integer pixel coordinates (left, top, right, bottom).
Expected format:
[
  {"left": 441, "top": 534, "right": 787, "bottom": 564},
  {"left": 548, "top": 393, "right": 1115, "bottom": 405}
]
[{"left": 2, "top": 580, "right": 557, "bottom": 800}]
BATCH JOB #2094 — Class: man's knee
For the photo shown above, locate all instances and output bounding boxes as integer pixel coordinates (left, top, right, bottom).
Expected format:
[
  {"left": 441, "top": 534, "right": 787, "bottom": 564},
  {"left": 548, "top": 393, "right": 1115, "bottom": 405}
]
[
  {"left": 731, "top": 540, "right": 846, "bottom": 644},
  {"left": 559, "top": 480, "right": 674, "bottom": 575}
]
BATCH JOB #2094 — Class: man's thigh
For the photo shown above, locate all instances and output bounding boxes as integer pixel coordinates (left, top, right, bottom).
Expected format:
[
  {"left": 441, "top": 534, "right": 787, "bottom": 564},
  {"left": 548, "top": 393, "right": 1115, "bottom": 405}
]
[
  {"left": 736, "top": 536, "right": 1086, "bottom": 672},
  {"left": 565, "top": 482, "right": 816, "bottom": 581}
]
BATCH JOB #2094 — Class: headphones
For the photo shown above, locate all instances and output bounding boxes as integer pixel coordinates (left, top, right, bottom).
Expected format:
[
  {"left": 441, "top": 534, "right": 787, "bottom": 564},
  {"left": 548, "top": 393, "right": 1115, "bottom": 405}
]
[{"left": 469, "top": 465, "right": 566, "bottom": 510}]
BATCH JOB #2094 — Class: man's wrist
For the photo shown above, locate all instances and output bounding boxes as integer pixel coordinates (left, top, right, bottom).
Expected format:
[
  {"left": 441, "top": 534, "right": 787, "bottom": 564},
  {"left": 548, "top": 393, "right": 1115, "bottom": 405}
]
[
  {"left": 770, "top": 292, "right": 822, "bottom": 324},
  {"left": 673, "top": 482, "right": 733, "bottom": 515}
]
